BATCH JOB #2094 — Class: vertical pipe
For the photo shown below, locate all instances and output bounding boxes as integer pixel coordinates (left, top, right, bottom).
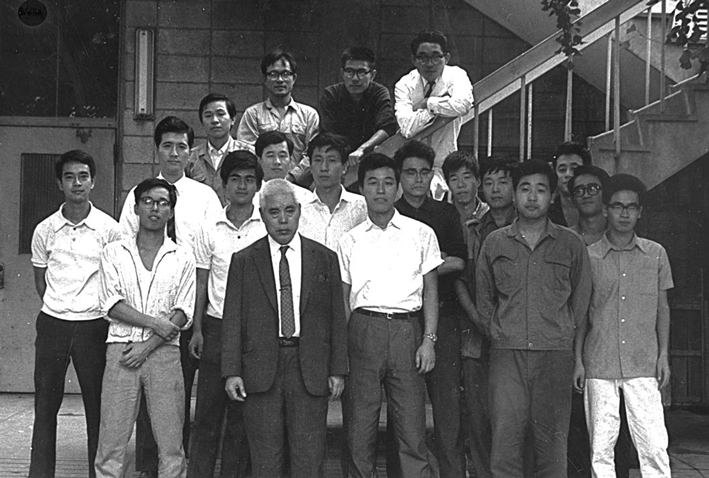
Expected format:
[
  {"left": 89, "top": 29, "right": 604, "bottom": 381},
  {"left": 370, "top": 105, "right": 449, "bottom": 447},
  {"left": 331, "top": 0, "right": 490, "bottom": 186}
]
[
  {"left": 565, "top": 60, "right": 573, "bottom": 141},
  {"left": 614, "top": 16, "right": 621, "bottom": 159},
  {"left": 660, "top": 0, "right": 667, "bottom": 113},
  {"left": 519, "top": 76, "right": 526, "bottom": 162},
  {"left": 473, "top": 104, "right": 480, "bottom": 161},
  {"left": 606, "top": 33, "right": 613, "bottom": 132},
  {"left": 645, "top": 7, "right": 653, "bottom": 105},
  {"left": 527, "top": 82, "right": 533, "bottom": 160},
  {"left": 487, "top": 109, "right": 493, "bottom": 158}
]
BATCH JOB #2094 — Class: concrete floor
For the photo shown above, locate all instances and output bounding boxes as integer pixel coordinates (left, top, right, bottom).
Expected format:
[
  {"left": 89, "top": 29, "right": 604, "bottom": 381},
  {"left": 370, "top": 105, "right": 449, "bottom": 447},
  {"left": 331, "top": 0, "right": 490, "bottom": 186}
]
[{"left": 1, "top": 393, "right": 708, "bottom": 477}]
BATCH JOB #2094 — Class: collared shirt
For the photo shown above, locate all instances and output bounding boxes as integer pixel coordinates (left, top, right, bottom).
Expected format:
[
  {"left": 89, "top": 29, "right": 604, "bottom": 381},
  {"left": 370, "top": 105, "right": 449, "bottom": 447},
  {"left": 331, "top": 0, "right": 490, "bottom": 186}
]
[
  {"left": 476, "top": 219, "right": 592, "bottom": 351},
  {"left": 319, "top": 82, "right": 398, "bottom": 150},
  {"left": 186, "top": 136, "right": 254, "bottom": 206},
  {"left": 99, "top": 238, "right": 195, "bottom": 345},
  {"left": 338, "top": 210, "right": 443, "bottom": 313},
  {"left": 31, "top": 203, "right": 121, "bottom": 321},
  {"left": 394, "top": 65, "right": 474, "bottom": 169},
  {"left": 119, "top": 174, "right": 222, "bottom": 253},
  {"left": 584, "top": 233, "right": 673, "bottom": 379},
  {"left": 194, "top": 206, "right": 266, "bottom": 318},
  {"left": 299, "top": 186, "right": 368, "bottom": 251},
  {"left": 395, "top": 196, "right": 466, "bottom": 301},
  {"left": 268, "top": 233, "right": 303, "bottom": 337},
  {"left": 236, "top": 97, "right": 319, "bottom": 181}
]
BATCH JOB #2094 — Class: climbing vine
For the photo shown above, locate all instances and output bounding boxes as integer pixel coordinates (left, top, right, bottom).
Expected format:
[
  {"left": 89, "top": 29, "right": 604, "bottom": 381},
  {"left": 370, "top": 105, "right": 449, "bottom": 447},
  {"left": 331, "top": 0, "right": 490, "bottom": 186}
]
[
  {"left": 541, "top": 0, "right": 584, "bottom": 57},
  {"left": 662, "top": 0, "right": 709, "bottom": 74}
]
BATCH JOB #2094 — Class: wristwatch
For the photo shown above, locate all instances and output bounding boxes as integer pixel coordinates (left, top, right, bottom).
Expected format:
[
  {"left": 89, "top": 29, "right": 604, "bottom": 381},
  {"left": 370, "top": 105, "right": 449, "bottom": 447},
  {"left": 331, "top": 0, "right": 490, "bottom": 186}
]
[{"left": 425, "top": 333, "right": 438, "bottom": 343}]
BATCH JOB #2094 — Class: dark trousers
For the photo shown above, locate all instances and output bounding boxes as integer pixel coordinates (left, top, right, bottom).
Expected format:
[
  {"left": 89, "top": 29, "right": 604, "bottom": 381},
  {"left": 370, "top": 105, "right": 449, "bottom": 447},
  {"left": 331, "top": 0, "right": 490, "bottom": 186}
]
[
  {"left": 29, "top": 312, "right": 108, "bottom": 478},
  {"left": 188, "top": 315, "right": 250, "bottom": 478},
  {"left": 135, "top": 326, "right": 198, "bottom": 472},
  {"left": 243, "top": 346, "right": 329, "bottom": 478},
  {"left": 386, "top": 305, "right": 465, "bottom": 478},
  {"left": 489, "top": 349, "right": 574, "bottom": 478},
  {"left": 462, "top": 355, "right": 492, "bottom": 478}
]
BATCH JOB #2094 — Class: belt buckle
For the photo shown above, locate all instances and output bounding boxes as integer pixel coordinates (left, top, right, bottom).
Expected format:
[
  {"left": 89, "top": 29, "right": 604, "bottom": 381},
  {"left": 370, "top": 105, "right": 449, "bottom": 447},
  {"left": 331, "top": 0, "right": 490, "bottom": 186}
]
[{"left": 384, "top": 311, "right": 395, "bottom": 320}]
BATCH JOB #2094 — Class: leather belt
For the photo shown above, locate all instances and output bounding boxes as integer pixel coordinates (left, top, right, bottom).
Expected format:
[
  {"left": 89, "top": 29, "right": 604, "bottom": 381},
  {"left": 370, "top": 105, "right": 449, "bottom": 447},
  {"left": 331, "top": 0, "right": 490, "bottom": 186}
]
[
  {"left": 278, "top": 337, "right": 300, "bottom": 347},
  {"left": 355, "top": 308, "right": 422, "bottom": 320}
]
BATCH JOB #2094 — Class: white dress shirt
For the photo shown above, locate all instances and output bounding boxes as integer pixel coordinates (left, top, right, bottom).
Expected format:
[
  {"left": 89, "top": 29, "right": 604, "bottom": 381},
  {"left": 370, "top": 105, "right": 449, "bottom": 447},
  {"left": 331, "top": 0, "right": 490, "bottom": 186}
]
[
  {"left": 299, "top": 186, "right": 368, "bottom": 251},
  {"left": 268, "top": 233, "right": 303, "bottom": 337}
]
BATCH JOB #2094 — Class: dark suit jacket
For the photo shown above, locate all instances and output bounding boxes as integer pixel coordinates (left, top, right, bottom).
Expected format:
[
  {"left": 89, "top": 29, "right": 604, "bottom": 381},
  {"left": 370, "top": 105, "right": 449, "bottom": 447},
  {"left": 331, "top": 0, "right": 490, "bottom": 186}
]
[{"left": 221, "top": 234, "right": 348, "bottom": 396}]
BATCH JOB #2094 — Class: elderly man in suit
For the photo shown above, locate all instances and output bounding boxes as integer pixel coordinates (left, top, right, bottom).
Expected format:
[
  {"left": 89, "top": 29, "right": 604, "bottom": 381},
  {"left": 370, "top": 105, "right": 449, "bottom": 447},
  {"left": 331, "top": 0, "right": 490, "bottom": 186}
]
[{"left": 222, "top": 179, "right": 348, "bottom": 478}]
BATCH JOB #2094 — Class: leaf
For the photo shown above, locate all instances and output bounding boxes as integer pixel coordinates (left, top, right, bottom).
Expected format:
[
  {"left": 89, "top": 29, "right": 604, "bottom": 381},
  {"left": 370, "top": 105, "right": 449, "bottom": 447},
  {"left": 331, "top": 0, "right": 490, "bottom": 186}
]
[
  {"left": 626, "top": 23, "right": 637, "bottom": 33},
  {"left": 680, "top": 48, "right": 694, "bottom": 69}
]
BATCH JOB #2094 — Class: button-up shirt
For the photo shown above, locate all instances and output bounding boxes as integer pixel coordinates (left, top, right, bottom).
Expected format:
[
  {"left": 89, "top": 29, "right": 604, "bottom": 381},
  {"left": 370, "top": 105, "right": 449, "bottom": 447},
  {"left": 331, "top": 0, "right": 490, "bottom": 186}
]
[
  {"left": 299, "top": 186, "right": 368, "bottom": 251},
  {"left": 268, "top": 233, "right": 303, "bottom": 337},
  {"left": 194, "top": 206, "right": 266, "bottom": 318},
  {"left": 99, "top": 238, "right": 195, "bottom": 345},
  {"left": 476, "top": 219, "right": 592, "bottom": 351},
  {"left": 186, "top": 136, "right": 254, "bottom": 206},
  {"left": 584, "top": 233, "right": 673, "bottom": 379},
  {"left": 119, "top": 174, "right": 222, "bottom": 254},
  {"left": 338, "top": 210, "right": 443, "bottom": 313},
  {"left": 31, "top": 203, "right": 121, "bottom": 321}
]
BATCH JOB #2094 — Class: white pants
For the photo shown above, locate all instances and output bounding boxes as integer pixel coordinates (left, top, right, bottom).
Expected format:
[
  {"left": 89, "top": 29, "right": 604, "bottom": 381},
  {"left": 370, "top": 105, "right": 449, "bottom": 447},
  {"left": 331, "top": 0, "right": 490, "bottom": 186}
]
[{"left": 585, "top": 377, "right": 670, "bottom": 478}]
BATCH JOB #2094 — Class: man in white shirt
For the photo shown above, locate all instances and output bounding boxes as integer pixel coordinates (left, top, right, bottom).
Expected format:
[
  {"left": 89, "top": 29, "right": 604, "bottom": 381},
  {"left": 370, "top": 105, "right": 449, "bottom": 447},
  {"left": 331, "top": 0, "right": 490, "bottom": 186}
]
[
  {"left": 29, "top": 150, "right": 121, "bottom": 478},
  {"left": 394, "top": 30, "right": 474, "bottom": 199},
  {"left": 118, "top": 116, "right": 220, "bottom": 476},
  {"left": 299, "top": 133, "right": 367, "bottom": 250},
  {"left": 186, "top": 93, "right": 254, "bottom": 206},
  {"left": 95, "top": 178, "right": 195, "bottom": 478},
  {"left": 188, "top": 152, "right": 266, "bottom": 478},
  {"left": 255, "top": 130, "right": 313, "bottom": 205}
]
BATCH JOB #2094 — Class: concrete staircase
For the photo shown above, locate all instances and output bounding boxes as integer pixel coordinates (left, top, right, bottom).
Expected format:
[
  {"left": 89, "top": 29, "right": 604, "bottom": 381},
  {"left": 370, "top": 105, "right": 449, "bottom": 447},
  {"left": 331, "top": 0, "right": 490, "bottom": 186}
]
[{"left": 588, "top": 74, "right": 709, "bottom": 189}]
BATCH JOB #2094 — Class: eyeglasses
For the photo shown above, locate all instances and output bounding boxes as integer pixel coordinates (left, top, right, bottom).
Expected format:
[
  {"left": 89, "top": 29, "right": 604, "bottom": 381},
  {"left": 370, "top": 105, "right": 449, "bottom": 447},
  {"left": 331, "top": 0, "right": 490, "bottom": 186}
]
[
  {"left": 607, "top": 202, "right": 640, "bottom": 214},
  {"left": 414, "top": 53, "right": 446, "bottom": 64},
  {"left": 402, "top": 168, "right": 433, "bottom": 179},
  {"left": 138, "top": 197, "right": 171, "bottom": 209},
  {"left": 265, "top": 70, "right": 294, "bottom": 81},
  {"left": 343, "top": 68, "right": 372, "bottom": 79},
  {"left": 571, "top": 184, "right": 602, "bottom": 197}
]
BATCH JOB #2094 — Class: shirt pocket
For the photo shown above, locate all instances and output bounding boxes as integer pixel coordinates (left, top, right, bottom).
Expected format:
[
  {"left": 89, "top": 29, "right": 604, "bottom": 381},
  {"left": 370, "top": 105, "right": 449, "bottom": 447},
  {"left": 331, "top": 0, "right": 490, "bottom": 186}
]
[
  {"left": 544, "top": 252, "right": 572, "bottom": 294},
  {"left": 492, "top": 252, "right": 520, "bottom": 295}
]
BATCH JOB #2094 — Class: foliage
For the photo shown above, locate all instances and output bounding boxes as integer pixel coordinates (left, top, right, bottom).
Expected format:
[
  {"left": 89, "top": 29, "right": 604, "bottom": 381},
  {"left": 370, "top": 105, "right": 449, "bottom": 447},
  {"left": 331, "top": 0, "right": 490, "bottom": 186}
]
[
  {"left": 662, "top": 0, "right": 709, "bottom": 74},
  {"left": 541, "top": 0, "right": 584, "bottom": 57}
]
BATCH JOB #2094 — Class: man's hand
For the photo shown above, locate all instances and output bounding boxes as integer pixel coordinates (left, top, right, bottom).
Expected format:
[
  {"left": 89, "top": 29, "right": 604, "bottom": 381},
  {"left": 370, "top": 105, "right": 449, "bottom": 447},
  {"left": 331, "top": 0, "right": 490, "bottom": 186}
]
[
  {"left": 413, "top": 97, "right": 429, "bottom": 111},
  {"left": 347, "top": 149, "right": 365, "bottom": 167},
  {"left": 573, "top": 359, "right": 585, "bottom": 393},
  {"left": 153, "top": 317, "right": 180, "bottom": 341},
  {"left": 225, "top": 376, "right": 247, "bottom": 402},
  {"left": 656, "top": 353, "right": 671, "bottom": 389},
  {"left": 328, "top": 375, "right": 345, "bottom": 401},
  {"left": 119, "top": 342, "right": 152, "bottom": 368},
  {"left": 415, "top": 339, "right": 436, "bottom": 374},
  {"left": 189, "top": 330, "right": 203, "bottom": 359}
]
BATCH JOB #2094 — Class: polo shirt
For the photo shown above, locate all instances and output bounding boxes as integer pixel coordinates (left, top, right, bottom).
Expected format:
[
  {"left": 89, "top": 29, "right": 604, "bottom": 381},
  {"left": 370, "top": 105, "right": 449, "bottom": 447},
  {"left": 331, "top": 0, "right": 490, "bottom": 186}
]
[
  {"left": 299, "top": 186, "right": 367, "bottom": 251},
  {"left": 194, "top": 206, "right": 266, "bottom": 318},
  {"left": 476, "top": 218, "right": 592, "bottom": 351},
  {"left": 584, "top": 233, "right": 673, "bottom": 379},
  {"left": 338, "top": 210, "right": 443, "bottom": 314},
  {"left": 31, "top": 203, "right": 121, "bottom": 321},
  {"left": 99, "top": 237, "right": 195, "bottom": 345}
]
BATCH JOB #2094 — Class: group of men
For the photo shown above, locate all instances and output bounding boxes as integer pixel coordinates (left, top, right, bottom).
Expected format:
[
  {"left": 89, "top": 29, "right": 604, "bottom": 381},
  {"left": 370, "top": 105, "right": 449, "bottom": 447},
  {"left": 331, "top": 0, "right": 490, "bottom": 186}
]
[{"left": 27, "top": 27, "right": 672, "bottom": 478}]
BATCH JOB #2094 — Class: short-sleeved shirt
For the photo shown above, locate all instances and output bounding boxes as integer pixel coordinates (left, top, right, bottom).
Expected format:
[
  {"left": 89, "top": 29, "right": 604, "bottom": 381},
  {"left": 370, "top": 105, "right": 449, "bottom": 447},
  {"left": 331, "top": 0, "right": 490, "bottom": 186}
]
[
  {"left": 194, "top": 206, "right": 266, "bottom": 318},
  {"left": 299, "top": 186, "right": 368, "bottom": 251},
  {"left": 99, "top": 238, "right": 195, "bottom": 345},
  {"left": 319, "top": 82, "right": 397, "bottom": 150},
  {"left": 338, "top": 210, "right": 443, "bottom": 313},
  {"left": 583, "top": 233, "right": 673, "bottom": 379},
  {"left": 119, "top": 174, "right": 222, "bottom": 253},
  {"left": 476, "top": 218, "right": 592, "bottom": 351},
  {"left": 395, "top": 196, "right": 466, "bottom": 301},
  {"left": 31, "top": 203, "right": 121, "bottom": 321}
]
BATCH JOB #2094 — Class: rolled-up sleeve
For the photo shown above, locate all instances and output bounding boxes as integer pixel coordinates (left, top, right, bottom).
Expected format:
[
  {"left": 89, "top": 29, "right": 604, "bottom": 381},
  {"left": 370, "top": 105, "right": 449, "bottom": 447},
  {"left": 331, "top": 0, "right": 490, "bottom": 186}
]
[
  {"left": 172, "top": 251, "right": 196, "bottom": 330},
  {"left": 427, "top": 67, "right": 474, "bottom": 117},
  {"left": 99, "top": 246, "right": 125, "bottom": 319}
]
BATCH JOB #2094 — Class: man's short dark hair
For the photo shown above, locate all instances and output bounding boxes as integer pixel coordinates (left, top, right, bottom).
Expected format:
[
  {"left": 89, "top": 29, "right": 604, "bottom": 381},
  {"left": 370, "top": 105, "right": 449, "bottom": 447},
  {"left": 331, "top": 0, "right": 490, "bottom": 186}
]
[
  {"left": 552, "top": 141, "right": 592, "bottom": 167},
  {"left": 442, "top": 150, "right": 479, "bottom": 182},
  {"left": 479, "top": 154, "right": 518, "bottom": 179},
  {"left": 261, "top": 49, "right": 298, "bottom": 75},
  {"left": 55, "top": 149, "right": 96, "bottom": 180},
  {"left": 220, "top": 150, "right": 264, "bottom": 188},
  {"left": 511, "top": 159, "right": 558, "bottom": 192},
  {"left": 568, "top": 165, "right": 610, "bottom": 195},
  {"left": 394, "top": 141, "right": 436, "bottom": 171},
  {"left": 198, "top": 93, "right": 237, "bottom": 122},
  {"left": 411, "top": 29, "right": 449, "bottom": 55},
  {"left": 255, "top": 131, "right": 294, "bottom": 158},
  {"left": 154, "top": 116, "right": 195, "bottom": 149},
  {"left": 134, "top": 177, "right": 178, "bottom": 209},
  {"left": 307, "top": 133, "right": 351, "bottom": 165},
  {"left": 341, "top": 47, "right": 376, "bottom": 69},
  {"left": 602, "top": 173, "right": 647, "bottom": 206},
  {"left": 358, "top": 152, "right": 400, "bottom": 188}
]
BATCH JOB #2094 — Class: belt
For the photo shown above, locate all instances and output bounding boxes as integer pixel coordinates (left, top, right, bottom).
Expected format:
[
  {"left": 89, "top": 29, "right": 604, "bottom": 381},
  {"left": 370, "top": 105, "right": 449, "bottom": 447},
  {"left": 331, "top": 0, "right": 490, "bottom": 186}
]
[
  {"left": 355, "top": 308, "right": 422, "bottom": 320},
  {"left": 278, "top": 337, "right": 300, "bottom": 347}
]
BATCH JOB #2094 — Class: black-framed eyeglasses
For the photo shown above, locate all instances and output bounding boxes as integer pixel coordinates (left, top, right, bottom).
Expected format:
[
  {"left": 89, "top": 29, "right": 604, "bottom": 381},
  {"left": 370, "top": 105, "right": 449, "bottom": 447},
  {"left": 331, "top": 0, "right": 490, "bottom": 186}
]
[
  {"left": 138, "top": 197, "right": 171, "bottom": 209},
  {"left": 343, "top": 68, "right": 372, "bottom": 79},
  {"left": 414, "top": 53, "right": 446, "bottom": 64},
  {"left": 607, "top": 202, "right": 640, "bottom": 214},
  {"left": 265, "top": 70, "right": 294, "bottom": 81},
  {"left": 571, "top": 184, "right": 602, "bottom": 197}
]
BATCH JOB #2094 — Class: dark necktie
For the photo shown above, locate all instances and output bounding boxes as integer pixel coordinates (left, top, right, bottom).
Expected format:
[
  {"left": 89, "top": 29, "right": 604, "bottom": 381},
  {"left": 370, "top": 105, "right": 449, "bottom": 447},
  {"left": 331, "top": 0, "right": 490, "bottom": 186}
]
[
  {"left": 424, "top": 81, "right": 435, "bottom": 98},
  {"left": 279, "top": 245, "right": 295, "bottom": 338},
  {"left": 167, "top": 213, "right": 176, "bottom": 242}
]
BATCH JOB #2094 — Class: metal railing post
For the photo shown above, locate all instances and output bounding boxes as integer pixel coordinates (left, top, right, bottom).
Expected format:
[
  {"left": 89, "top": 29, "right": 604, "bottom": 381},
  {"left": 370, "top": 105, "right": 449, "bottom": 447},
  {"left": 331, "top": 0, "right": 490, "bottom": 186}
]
[
  {"left": 565, "top": 58, "right": 574, "bottom": 141},
  {"left": 527, "top": 82, "right": 533, "bottom": 159},
  {"left": 519, "top": 76, "right": 526, "bottom": 161},
  {"left": 614, "top": 15, "right": 622, "bottom": 159},
  {"left": 645, "top": 6, "right": 652, "bottom": 105},
  {"left": 473, "top": 104, "right": 480, "bottom": 160},
  {"left": 487, "top": 109, "right": 493, "bottom": 159},
  {"left": 660, "top": 0, "right": 667, "bottom": 113},
  {"left": 606, "top": 33, "right": 613, "bottom": 132}
]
